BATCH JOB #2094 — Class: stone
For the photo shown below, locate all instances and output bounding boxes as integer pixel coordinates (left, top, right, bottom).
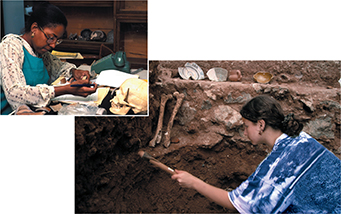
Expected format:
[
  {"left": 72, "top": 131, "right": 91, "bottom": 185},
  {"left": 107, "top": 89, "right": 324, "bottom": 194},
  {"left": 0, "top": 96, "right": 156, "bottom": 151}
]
[
  {"left": 300, "top": 98, "right": 315, "bottom": 112},
  {"left": 224, "top": 92, "right": 251, "bottom": 104},
  {"left": 212, "top": 105, "right": 243, "bottom": 129},
  {"left": 178, "top": 101, "right": 197, "bottom": 125},
  {"left": 304, "top": 116, "right": 334, "bottom": 139}
]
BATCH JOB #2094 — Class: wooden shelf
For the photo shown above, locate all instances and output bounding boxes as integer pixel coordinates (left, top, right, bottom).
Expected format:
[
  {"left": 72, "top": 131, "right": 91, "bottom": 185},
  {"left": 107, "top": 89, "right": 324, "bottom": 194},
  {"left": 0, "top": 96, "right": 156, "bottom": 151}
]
[
  {"left": 50, "top": 1, "right": 113, "bottom": 7},
  {"left": 116, "top": 1, "right": 147, "bottom": 13},
  {"left": 55, "top": 40, "right": 113, "bottom": 55},
  {"left": 25, "top": 0, "right": 147, "bottom": 69}
]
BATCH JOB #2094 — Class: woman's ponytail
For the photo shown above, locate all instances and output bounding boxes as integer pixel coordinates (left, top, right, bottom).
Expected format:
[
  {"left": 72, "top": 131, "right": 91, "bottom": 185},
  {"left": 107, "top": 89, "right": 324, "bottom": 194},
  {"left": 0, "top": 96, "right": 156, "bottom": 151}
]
[{"left": 281, "top": 113, "right": 303, "bottom": 137}]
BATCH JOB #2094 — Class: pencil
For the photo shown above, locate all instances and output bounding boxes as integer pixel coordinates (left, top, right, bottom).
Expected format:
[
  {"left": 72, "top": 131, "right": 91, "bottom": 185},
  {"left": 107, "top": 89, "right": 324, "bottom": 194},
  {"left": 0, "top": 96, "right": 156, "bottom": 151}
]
[{"left": 70, "top": 84, "right": 95, "bottom": 87}]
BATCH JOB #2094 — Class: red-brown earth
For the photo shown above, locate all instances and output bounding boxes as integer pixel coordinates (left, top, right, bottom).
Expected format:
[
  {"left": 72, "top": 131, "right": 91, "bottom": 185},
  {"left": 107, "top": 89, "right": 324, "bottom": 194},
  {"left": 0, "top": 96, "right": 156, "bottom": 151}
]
[{"left": 75, "top": 60, "right": 340, "bottom": 213}]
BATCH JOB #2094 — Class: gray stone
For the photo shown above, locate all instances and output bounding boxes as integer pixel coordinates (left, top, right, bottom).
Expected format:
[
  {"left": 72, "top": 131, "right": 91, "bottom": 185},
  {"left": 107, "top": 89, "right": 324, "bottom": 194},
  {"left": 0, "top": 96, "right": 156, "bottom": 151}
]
[
  {"left": 224, "top": 92, "right": 251, "bottom": 104},
  {"left": 178, "top": 101, "right": 197, "bottom": 125},
  {"left": 201, "top": 100, "right": 212, "bottom": 110},
  {"left": 304, "top": 116, "right": 334, "bottom": 139},
  {"left": 212, "top": 105, "right": 242, "bottom": 129}
]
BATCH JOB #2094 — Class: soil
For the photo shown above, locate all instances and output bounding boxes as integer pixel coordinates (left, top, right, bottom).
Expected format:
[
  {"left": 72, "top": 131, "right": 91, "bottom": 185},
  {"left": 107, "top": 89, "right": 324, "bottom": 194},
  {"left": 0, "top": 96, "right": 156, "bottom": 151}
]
[{"left": 75, "top": 60, "right": 340, "bottom": 213}]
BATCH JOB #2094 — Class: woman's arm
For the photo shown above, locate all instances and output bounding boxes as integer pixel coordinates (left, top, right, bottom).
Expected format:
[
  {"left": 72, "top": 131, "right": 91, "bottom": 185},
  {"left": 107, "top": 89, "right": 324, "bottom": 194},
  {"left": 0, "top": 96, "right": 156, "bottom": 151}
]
[
  {"left": 54, "top": 79, "right": 98, "bottom": 97},
  {"left": 0, "top": 35, "right": 96, "bottom": 110},
  {"left": 171, "top": 169, "right": 237, "bottom": 211},
  {"left": 0, "top": 35, "right": 53, "bottom": 109}
]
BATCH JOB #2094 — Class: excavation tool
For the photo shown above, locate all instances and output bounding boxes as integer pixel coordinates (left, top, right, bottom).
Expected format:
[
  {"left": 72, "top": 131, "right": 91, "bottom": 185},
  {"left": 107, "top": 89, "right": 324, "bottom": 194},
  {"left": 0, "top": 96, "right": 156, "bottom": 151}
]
[{"left": 138, "top": 151, "right": 175, "bottom": 175}]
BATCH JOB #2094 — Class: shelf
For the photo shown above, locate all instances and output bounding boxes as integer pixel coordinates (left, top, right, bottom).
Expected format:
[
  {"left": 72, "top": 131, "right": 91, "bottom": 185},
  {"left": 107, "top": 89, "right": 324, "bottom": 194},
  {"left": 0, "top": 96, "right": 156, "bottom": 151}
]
[
  {"left": 116, "top": 1, "right": 147, "bottom": 13},
  {"left": 28, "top": 0, "right": 148, "bottom": 69},
  {"left": 50, "top": 1, "right": 113, "bottom": 7},
  {"left": 55, "top": 40, "right": 113, "bottom": 55}
]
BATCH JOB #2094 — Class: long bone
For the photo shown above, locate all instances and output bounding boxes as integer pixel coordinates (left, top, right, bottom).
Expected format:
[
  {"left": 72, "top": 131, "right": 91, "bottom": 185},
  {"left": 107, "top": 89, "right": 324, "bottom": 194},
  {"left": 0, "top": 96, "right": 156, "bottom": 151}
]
[
  {"left": 149, "top": 93, "right": 173, "bottom": 147},
  {"left": 163, "top": 91, "right": 185, "bottom": 148}
]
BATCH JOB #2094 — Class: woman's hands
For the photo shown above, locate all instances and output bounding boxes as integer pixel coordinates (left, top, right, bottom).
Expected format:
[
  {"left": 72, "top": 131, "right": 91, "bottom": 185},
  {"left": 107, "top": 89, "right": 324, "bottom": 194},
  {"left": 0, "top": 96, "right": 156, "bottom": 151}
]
[
  {"left": 54, "top": 77, "right": 98, "bottom": 97},
  {"left": 171, "top": 169, "right": 237, "bottom": 211},
  {"left": 171, "top": 169, "right": 201, "bottom": 189},
  {"left": 68, "top": 79, "right": 98, "bottom": 97}
]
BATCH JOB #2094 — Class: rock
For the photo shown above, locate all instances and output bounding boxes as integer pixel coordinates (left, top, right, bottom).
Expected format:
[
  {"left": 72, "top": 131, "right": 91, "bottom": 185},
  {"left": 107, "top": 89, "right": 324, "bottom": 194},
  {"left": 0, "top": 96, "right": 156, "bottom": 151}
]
[
  {"left": 212, "top": 105, "right": 242, "bottom": 129},
  {"left": 252, "top": 83, "right": 263, "bottom": 93},
  {"left": 204, "top": 90, "right": 217, "bottom": 101},
  {"left": 178, "top": 101, "right": 196, "bottom": 125},
  {"left": 300, "top": 98, "right": 315, "bottom": 112},
  {"left": 197, "top": 132, "right": 224, "bottom": 149},
  {"left": 201, "top": 100, "right": 212, "bottom": 110},
  {"left": 304, "top": 116, "right": 334, "bottom": 139},
  {"left": 319, "top": 100, "right": 341, "bottom": 111},
  {"left": 224, "top": 92, "right": 251, "bottom": 104},
  {"left": 209, "top": 125, "right": 233, "bottom": 137}
]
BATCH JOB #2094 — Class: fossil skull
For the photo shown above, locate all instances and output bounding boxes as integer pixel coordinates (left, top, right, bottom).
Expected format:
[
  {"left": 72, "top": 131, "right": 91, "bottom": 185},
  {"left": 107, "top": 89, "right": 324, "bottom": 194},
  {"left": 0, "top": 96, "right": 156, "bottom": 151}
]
[{"left": 110, "top": 78, "right": 148, "bottom": 115}]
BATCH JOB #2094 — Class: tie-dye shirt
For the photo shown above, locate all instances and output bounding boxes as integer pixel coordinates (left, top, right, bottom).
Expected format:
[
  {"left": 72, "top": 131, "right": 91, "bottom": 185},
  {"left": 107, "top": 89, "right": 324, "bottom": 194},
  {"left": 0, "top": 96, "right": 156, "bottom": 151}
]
[{"left": 228, "top": 132, "right": 341, "bottom": 213}]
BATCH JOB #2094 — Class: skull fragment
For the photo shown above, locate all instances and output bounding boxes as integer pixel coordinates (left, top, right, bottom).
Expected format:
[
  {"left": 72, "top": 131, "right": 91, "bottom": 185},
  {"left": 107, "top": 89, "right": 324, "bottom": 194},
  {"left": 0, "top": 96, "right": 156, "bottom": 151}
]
[{"left": 110, "top": 78, "right": 148, "bottom": 115}]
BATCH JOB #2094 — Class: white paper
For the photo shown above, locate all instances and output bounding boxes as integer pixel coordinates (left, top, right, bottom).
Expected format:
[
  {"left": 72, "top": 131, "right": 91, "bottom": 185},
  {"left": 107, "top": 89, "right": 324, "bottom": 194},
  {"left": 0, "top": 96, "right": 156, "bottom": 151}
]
[{"left": 95, "top": 69, "right": 139, "bottom": 88}]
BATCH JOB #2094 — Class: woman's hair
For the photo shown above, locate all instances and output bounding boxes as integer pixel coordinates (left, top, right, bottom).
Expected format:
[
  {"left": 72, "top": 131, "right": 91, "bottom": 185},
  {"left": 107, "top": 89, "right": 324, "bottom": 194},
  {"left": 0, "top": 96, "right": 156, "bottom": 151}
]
[
  {"left": 240, "top": 95, "right": 303, "bottom": 137},
  {"left": 24, "top": 1, "right": 67, "bottom": 33}
]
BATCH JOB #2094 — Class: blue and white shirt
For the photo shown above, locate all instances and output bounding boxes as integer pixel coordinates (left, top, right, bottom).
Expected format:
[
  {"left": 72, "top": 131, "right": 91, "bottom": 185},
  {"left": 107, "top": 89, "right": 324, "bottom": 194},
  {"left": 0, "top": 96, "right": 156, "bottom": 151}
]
[{"left": 228, "top": 132, "right": 341, "bottom": 213}]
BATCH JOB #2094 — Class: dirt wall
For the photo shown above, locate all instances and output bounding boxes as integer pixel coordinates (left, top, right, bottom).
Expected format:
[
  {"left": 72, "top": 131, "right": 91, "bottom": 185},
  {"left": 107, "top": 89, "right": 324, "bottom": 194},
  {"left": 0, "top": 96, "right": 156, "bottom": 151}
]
[{"left": 75, "top": 60, "right": 340, "bottom": 213}]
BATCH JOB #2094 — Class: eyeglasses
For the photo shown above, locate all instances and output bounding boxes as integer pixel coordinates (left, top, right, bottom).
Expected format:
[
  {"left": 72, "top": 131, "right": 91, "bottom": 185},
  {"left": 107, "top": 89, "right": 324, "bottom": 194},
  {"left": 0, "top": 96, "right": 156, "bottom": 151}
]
[{"left": 39, "top": 26, "right": 63, "bottom": 45}]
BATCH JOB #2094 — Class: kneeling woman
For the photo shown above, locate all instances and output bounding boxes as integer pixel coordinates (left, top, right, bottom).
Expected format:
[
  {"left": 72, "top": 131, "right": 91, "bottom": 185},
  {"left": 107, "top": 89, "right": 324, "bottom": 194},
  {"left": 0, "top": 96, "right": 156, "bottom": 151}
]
[
  {"left": 0, "top": 2, "right": 97, "bottom": 115},
  {"left": 172, "top": 95, "right": 341, "bottom": 213}
]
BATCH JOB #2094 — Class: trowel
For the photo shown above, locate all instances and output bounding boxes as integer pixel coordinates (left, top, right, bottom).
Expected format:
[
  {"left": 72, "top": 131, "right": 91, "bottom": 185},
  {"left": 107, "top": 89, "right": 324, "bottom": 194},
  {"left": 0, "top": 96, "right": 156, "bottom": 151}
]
[{"left": 138, "top": 151, "right": 175, "bottom": 175}]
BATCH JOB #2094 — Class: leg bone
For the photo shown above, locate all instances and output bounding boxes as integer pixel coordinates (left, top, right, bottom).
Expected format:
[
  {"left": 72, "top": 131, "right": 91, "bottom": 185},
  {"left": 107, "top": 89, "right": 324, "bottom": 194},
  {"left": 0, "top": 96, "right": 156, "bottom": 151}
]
[
  {"left": 149, "top": 94, "right": 173, "bottom": 147},
  {"left": 163, "top": 91, "right": 185, "bottom": 148}
]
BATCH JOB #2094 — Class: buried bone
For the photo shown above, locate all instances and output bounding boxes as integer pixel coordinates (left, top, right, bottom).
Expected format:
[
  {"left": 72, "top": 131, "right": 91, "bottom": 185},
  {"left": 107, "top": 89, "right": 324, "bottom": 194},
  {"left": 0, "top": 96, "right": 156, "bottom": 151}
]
[
  {"left": 149, "top": 93, "right": 173, "bottom": 147},
  {"left": 163, "top": 91, "right": 185, "bottom": 148}
]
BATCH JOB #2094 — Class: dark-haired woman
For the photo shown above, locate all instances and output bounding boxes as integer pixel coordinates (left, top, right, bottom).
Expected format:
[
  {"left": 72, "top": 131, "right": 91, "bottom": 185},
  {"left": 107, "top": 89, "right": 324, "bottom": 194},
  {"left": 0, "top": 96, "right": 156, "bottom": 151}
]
[
  {"left": 172, "top": 95, "right": 341, "bottom": 213},
  {"left": 0, "top": 2, "right": 97, "bottom": 115}
]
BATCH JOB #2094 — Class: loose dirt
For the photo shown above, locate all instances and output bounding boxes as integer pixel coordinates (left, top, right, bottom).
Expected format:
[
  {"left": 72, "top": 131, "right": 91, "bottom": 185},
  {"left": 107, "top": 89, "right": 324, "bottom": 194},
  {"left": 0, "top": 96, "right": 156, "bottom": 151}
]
[{"left": 75, "top": 60, "right": 340, "bottom": 213}]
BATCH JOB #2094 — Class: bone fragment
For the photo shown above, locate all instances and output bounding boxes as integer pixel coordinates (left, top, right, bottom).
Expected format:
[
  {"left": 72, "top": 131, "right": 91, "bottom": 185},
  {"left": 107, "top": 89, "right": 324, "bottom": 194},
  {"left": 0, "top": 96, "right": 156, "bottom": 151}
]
[
  {"left": 149, "top": 94, "right": 173, "bottom": 147},
  {"left": 163, "top": 91, "right": 185, "bottom": 148}
]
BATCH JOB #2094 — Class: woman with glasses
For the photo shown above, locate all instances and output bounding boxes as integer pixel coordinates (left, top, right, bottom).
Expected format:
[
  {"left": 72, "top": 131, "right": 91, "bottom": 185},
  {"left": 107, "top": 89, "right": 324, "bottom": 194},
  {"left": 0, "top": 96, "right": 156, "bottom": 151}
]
[{"left": 0, "top": 1, "right": 97, "bottom": 115}]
